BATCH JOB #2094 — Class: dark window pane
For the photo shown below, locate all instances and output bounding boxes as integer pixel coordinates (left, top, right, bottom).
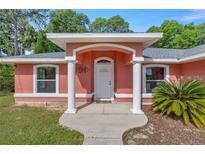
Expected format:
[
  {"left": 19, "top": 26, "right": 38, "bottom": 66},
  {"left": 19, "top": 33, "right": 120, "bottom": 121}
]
[
  {"left": 146, "top": 81, "right": 162, "bottom": 93},
  {"left": 146, "top": 67, "right": 165, "bottom": 80},
  {"left": 37, "top": 81, "right": 56, "bottom": 93},
  {"left": 97, "top": 60, "right": 111, "bottom": 63},
  {"left": 37, "top": 67, "right": 56, "bottom": 80}
]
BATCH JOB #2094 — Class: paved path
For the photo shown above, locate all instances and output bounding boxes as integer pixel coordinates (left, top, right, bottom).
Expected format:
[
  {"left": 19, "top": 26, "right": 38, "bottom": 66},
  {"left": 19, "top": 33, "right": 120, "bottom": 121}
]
[{"left": 59, "top": 103, "right": 148, "bottom": 145}]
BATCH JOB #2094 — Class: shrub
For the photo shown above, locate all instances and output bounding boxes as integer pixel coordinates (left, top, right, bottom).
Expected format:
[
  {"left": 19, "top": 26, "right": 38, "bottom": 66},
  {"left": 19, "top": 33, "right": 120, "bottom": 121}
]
[
  {"left": 152, "top": 79, "right": 205, "bottom": 129},
  {"left": 0, "top": 64, "right": 14, "bottom": 93}
]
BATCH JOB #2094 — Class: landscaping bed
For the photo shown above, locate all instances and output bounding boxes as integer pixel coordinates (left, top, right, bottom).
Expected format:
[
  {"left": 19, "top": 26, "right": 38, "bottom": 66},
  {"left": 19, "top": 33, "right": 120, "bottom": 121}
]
[
  {"left": 123, "top": 106, "right": 205, "bottom": 145},
  {"left": 0, "top": 95, "right": 84, "bottom": 145}
]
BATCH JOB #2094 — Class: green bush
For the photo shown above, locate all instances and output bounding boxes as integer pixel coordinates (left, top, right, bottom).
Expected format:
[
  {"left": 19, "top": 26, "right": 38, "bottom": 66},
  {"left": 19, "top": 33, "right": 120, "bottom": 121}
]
[
  {"left": 152, "top": 79, "right": 205, "bottom": 129},
  {"left": 0, "top": 64, "right": 14, "bottom": 93}
]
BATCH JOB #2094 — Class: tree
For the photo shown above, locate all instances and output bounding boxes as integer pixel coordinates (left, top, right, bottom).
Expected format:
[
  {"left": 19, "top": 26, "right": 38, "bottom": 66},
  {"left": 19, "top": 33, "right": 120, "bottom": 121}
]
[
  {"left": 90, "top": 17, "right": 107, "bottom": 32},
  {"left": 90, "top": 15, "right": 132, "bottom": 32},
  {"left": 147, "top": 20, "right": 183, "bottom": 48},
  {"left": 172, "top": 26, "right": 201, "bottom": 49},
  {"left": 197, "top": 23, "right": 205, "bottom": 44},
  {"left": 147, "top": 20, "right": 205, "bottom": 49},
  {"left": 0, "top": 64, "right": 14, "bottom": 93},
  {"left": 32, "top": 31, "right": 61, "bottom": 54},
  {"left": 32, "top": 10, "right": 90, "bottom": 53},
  {"left": 0, "top": 9, "right": 48, "bottom": 55}
]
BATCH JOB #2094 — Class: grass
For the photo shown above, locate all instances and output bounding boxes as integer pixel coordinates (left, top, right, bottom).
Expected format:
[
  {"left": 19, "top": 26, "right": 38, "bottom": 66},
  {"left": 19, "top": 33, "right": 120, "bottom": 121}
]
[{"left": 0, "top": 94, "right": 84, "bottom": 144}]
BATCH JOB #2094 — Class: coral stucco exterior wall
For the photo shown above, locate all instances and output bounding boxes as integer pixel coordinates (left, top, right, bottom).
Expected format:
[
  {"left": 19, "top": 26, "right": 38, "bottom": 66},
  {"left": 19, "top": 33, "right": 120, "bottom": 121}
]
[
  {"left": 15, "top": 64, "right": 33, "bottom": 93},
  {"left": 15, "top": 64, "right": 68, "bottom": 94},
  {"left": 181, "top": 60, "right": 205, "bottom": 80}
]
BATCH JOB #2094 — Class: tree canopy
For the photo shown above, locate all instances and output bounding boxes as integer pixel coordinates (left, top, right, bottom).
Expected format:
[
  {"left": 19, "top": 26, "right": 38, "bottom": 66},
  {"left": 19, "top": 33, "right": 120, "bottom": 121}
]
[
  {"left": 90, "top": 15, "right": 132, "bottom": 32},
  {"left": 147, "top": 20, "right": 205, "bottom": 49}
]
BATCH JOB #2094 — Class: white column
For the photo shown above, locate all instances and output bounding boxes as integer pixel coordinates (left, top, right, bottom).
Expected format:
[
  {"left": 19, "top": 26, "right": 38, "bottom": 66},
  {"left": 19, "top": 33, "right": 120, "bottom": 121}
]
[
  {"left": 65, "top": 58, "right": 77, "bottom": 113},
  {"left": 131, "top": 60, "right": 144, "bottom": 114}
]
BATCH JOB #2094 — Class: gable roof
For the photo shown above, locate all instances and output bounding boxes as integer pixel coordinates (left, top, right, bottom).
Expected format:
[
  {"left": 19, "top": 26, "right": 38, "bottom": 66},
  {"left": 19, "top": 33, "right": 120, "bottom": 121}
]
[{"left": 1, "top": 44, "right": 205, "bottom": 64}]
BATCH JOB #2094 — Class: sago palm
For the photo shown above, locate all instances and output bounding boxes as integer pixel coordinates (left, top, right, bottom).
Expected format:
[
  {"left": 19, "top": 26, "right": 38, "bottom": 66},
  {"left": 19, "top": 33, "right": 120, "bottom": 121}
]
[{"left": 152, "top": 79, "right": 205, "bottom": 129}]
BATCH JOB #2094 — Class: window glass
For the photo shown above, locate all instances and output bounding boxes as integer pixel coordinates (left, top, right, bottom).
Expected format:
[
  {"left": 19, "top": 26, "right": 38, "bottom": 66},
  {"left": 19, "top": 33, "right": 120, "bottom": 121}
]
[
  {"left": 145, "top": 67, "right": 165, "bottom": 93},
  {"left": 37, "top": 67, "right": 56, "bottom": 80},
  {"left": 36, "top": 66, "right": 56, "bottom": 93},
  {"left": 97, "top": 60, "right": 111, "bottom": 63},
  {"left": 37, "top": 81, "right": 56, "bottom": 93},
  {"left": 146, "top": 67, "right": 165, "bottom": 80}
]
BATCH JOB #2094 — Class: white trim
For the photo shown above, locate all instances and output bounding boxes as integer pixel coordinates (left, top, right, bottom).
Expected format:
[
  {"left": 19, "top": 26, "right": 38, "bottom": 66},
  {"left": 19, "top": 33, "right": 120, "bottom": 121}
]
[
  {"left": 76, "top": 93, "right": 93, "bottom": 98},
  {"left": 47, "top": 33, "right": 163, "bottom": 50},
  {"left": 143, "top": 58, "right": 179, "bottom": 63},
  {"left": 142, "top": 93, "right": 153, "bottom": 98},
  {"left": 0, "top": 58, "right": 65, "bottom": 64},
  {"left": 144, "top": 53, "right": 205, "bottom": 63},
  {"left": 115, "top": 93, "right": 132, "bottom": 98},
  {"left": 143, "top": 64, "right": 170, "bottom": 94},
  {"left": 94, "top": 57, "right": 114, "bottom": 100},
  {"left": 73, "top": 43, "right": 136, "bottom": 54},
  {"left": 132, "top": 56, "right": 145, "bottom": 62},
  {"left": 14, "top": 93, "right": 93, "bottom": 98},
  {"left": 180, "top": 52, "right": 205, "bottom": 63},
  {"left": 33, "top": 64, "right": 59, "bottom": 94},
  {"left": 65, "top": 56, "right": 76, "bottom": 61},
  {"left": 114, "top": 93, "right": 154, "bottom": 98}
]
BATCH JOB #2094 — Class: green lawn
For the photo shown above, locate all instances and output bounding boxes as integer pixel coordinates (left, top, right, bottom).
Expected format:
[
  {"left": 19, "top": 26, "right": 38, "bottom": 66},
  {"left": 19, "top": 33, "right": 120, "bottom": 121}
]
[{"left": 0, "top": 94, "right": 84, "bottom": 144}]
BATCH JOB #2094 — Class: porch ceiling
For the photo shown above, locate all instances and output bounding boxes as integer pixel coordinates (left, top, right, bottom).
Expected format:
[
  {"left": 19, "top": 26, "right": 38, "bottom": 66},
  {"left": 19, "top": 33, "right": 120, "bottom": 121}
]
[{"left": 47, "top": 33, "right": 163, "bottom": 50}]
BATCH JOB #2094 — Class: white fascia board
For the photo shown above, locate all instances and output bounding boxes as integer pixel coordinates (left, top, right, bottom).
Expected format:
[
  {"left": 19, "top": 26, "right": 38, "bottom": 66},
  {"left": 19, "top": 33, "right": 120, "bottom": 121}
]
[
  {"left": 179, "top": 53, "right": 205, "bottom": 63},
  {"left": 143, "top": 58, "right": 179, "bottom": 63},
  {"left": 46, "top": 33, "right": 163, "bottom": 39},
  {"left": 144, "top": 53, "right": 205, "bottom": 64},
  {"left": 46, "top": 33, "right": 163, "bottom": 50},
  {"left": 0, "top": 58, "right": 66, "bottom": 64}
]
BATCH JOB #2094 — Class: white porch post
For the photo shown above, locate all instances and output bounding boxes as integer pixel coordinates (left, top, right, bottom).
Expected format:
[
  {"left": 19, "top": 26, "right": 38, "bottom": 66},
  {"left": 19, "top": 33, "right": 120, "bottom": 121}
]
[
  {"left": 131, "top": 58, "right": 144, "bottom": 114},
  {"left": 65, "top": 57, "right": 77, "bottom": 113}
]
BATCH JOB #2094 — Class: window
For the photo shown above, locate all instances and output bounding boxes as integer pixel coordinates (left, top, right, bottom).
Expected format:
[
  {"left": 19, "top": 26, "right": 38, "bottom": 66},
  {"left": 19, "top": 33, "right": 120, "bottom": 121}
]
[
  {"left": 97, "top": 59, "right": 111, "bottom": 63},
  {"left": 144, "top": 65, "right": 169, "bottom": 93},
  {"left": 35, "top": 65, "right": 58, "bottom": 93}
]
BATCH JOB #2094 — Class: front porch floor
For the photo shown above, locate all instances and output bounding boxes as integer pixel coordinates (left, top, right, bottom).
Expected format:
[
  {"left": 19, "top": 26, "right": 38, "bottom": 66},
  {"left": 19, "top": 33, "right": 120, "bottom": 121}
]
[{"left": 59, "top": 102, "right": 148, "bottom": 145}]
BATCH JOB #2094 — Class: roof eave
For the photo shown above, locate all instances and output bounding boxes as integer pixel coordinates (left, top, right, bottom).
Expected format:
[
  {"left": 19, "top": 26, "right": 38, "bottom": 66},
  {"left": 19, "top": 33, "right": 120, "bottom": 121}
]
[
  {"left": 47, "top": 33, "right": 163, "bottom": 50},
  {"left": 0, "top": 58, "right": 66, "bottom": 64}
]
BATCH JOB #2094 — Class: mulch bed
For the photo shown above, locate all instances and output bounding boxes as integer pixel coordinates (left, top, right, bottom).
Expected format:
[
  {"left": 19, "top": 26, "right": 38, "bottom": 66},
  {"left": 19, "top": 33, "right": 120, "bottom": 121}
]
[{"left": 123, "top": 106, "right": 205, "bottom": 145}]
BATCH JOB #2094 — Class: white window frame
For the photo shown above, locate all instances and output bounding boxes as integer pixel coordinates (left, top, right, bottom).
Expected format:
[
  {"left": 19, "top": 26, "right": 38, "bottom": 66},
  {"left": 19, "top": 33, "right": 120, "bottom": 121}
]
[
  {"left": 33, "top": 64, "right": 59, "bottom": 94},
  {"left": 143, "top": 64, "right": 169, "bottom": 97}
]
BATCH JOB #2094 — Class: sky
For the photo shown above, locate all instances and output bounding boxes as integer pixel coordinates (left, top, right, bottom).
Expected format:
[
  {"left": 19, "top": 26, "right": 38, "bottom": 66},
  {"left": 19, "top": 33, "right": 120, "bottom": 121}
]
[{"left": 75, "top": 9, "right": 205, "bottom": 32}]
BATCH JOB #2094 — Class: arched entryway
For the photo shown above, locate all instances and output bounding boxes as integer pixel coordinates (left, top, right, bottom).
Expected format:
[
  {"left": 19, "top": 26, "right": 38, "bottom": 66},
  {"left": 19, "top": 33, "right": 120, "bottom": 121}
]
[{"left": 94, "top": 57, "right": 114, "bottom": 100}]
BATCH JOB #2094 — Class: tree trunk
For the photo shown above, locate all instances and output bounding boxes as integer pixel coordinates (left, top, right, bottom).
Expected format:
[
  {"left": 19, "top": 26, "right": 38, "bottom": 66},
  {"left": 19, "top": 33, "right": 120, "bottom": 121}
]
[{"left": 13, "top": 10, "right": 18, "bottom": 56}]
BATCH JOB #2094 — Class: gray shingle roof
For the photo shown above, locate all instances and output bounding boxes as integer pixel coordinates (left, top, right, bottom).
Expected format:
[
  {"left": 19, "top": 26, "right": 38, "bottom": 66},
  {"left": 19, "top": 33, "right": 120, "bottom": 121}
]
[
  {"left": 143, "top": 44, "right": 205, "bottom": 59},
  {"left": 1, "top": 52, "right": 65, "bottom": 59},
  {"left": 1, "top": 44, "right": 205, "bottom": 60},
  {"left": 143, "top": 48, "right": 185, "bottom": 59}
]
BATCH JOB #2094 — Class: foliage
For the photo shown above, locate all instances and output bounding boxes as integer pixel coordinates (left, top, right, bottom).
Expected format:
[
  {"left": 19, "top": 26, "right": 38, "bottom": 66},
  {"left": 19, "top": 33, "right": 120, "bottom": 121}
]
[
  {"left": 0, "top": 64, "right": 14, "bottom": 93},
  {"left": 90, "top": 15, "right": 132, "bottom": 32},
  {"left": 0, "top": 9, "right": 48, "bottom": 55},
  {"left": 147, "top": 20, "right": 205, "bottom": 49},
  {"left": 32, "top": 31, "right": 62, "bottom": 54},
  {"left": 152, "top": 79, "right": 205, "bottom": 129},
  {"left": 33, "top": 10, "right": 90, "bottom": 53},
  {"left": 0, "top": 95, "right": 84, "bottom": 144}
]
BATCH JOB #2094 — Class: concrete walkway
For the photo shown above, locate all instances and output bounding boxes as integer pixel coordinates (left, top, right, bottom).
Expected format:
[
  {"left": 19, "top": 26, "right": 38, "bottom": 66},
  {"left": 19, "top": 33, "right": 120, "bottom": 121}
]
[{"left": 59, "top": 103, "right": 148, "bottom": 145}]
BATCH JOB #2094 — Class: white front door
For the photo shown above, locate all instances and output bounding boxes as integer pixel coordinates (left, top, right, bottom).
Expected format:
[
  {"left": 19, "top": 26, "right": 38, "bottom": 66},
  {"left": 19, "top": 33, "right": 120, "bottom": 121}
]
[{"left": 95, "top": 60, "right": 113, "bottom": 100}]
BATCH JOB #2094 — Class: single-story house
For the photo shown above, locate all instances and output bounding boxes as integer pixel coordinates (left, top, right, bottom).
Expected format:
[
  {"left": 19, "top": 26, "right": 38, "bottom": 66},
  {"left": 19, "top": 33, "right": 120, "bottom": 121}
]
[{"left": 1, "top": 33, "right": 205, "bottom": 114}]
